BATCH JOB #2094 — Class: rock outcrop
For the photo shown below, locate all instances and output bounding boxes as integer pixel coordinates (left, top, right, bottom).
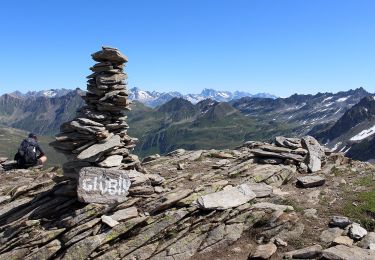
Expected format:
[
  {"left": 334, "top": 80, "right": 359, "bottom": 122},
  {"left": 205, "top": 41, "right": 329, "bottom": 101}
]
[{"left": 1, "top": 133, "right": 375, "bottom": 259}]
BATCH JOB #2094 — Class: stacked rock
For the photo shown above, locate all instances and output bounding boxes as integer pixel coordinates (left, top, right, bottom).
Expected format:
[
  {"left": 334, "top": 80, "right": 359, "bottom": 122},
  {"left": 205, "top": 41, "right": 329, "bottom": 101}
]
[{"left": 51, "top": 46, "right": 142, "bottom": 179}]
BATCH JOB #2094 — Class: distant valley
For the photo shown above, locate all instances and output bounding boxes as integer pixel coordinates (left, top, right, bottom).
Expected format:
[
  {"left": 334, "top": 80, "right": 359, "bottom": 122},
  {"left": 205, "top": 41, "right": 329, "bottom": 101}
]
[{"left": 0, "top": 87, "right": 374, "bottom": 161}]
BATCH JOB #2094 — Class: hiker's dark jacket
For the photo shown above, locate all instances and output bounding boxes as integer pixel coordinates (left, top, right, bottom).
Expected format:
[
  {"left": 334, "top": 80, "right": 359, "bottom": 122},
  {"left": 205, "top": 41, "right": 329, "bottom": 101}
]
[{"left": 14, "top": 138, "right": 45, "bottom": 168}]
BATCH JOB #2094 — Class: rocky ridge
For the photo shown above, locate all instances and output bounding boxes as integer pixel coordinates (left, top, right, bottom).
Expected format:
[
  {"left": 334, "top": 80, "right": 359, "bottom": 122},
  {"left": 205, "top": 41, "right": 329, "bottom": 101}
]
[{"left": 1, "top": 136, "right": 374, "bottom": 259}]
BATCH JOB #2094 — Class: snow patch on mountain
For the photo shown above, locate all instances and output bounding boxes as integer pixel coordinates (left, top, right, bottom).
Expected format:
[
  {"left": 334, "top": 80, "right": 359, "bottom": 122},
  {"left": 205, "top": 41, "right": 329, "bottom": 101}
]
[
  {"left": 322, "top": 96, "right": 333, "bottom": 102},
  {"left": 331, "top": 142, "right": 342, "bottom": 152},
  {"left": 9, "top": 89, "right": 72, "bottom": 98},
  {"left": 350, "top": 125, "right": 375, "bottom": 141},
  {"left": 336, "top": 96, "right": 350, "bottom": 102}
]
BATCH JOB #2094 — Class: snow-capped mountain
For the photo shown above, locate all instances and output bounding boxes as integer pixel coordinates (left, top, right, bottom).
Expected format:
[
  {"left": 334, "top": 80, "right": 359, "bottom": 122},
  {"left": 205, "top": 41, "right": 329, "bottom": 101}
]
[
  {"left": 6, "top": 87, "right": 276, "bottom": 107},
  {"left": 9, "top": 89, "right": 73, "bottom": 98},
  {"left": 128, "top": 87, "right": 277, "bottom": 107},
  {"left": 314, "top": 95, "right": 375, "bottom": 161}
]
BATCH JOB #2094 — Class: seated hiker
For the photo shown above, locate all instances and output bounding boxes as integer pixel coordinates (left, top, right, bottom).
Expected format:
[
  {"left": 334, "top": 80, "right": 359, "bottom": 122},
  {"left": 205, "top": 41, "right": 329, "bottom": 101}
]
[{"left": 14, "top": 133, "right": 47, "bottom": 168}]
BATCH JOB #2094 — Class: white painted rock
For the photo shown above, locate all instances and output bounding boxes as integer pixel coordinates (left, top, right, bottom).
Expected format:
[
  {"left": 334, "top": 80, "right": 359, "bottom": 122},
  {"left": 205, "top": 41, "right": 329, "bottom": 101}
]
[{"left": 77, "top": 167, "right": 132, "bottom": 204}]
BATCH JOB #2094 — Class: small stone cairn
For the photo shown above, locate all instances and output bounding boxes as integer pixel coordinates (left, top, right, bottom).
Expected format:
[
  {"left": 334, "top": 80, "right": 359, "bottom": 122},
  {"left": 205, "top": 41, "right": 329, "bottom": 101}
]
[{"left": 50, "top": 47, "right": 161, "bottom": 203}]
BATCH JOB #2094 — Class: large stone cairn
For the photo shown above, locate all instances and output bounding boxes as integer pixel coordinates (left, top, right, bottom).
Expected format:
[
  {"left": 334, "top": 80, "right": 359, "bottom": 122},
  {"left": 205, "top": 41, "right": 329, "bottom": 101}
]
[{"left": 51, "top": 46, "right": 142, "bottom": 182}]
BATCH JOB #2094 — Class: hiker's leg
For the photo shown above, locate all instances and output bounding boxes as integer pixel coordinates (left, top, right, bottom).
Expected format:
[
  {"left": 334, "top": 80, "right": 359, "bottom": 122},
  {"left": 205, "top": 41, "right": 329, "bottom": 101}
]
[{"left": 39, "top": 155, "right": 47, "bottom": 165}]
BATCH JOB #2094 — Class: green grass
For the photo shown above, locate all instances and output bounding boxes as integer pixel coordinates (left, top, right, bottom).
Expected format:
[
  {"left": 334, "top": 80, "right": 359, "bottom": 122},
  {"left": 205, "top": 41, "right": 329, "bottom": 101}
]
[
  {"left": 343, "top": 175, "right": 375, "bottom": 231},
  {"left": 355, "top": 176, "right": 374, "bottom": 187}
]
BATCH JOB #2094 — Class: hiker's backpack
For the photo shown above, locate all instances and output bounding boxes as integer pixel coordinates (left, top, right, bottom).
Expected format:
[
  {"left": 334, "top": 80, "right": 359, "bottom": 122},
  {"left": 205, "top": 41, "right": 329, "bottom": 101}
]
[{"left": 18, "top": 139, "right": 37, "bottom": 166}]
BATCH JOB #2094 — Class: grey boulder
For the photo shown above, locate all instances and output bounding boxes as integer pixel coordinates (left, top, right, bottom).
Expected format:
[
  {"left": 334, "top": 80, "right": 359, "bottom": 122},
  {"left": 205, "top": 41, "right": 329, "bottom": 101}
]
[{"left": 297, "top": 175, "right": 325, "bottom": 188}]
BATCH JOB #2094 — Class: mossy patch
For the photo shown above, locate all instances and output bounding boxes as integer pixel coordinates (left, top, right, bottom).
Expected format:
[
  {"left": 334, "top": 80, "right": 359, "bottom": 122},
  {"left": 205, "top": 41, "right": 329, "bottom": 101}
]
[{"left": 281, "top": 198, "right": 303, "bottom": 212}]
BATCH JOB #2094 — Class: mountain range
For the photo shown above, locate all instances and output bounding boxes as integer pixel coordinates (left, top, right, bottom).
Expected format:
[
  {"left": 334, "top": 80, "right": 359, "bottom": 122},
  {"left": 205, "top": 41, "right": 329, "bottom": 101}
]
[
  {"left": 313, "top": 95, "right": 375, "bottom": 162},
  {"left": 6, "top": 87, "right": 278, "bottom": 108},
  {"left": 122, "top": 87, "right": 278, "bottom": 107},
  {"left": 0, "top": 87, "right": 374, "bottom": 161}
]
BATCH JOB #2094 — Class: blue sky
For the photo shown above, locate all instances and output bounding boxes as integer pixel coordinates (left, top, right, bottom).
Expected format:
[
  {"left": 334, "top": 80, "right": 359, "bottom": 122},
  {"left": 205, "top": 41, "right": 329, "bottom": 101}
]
[{"left": 0, "top": 0, "right": 374, "bottom": 97}]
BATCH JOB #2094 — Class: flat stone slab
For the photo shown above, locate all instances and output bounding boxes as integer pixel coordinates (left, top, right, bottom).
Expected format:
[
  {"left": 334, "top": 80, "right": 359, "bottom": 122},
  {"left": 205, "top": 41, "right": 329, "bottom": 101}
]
[
  {"left": 251, "top": 149, "right": 304, "bottom": 162},
  {"left": 246, "top": 183, "right": 273, "bottom": 198},
  {"left": 333, "top": 236, "right": 353, "bottom": 246},
  {"left": 322, "top": 245, "right": 375, "bottom": 260},
  {"left": 320, "top": 228, "right": 344, "bottom": 243},
  {"left": 98, "top": 155, "right": 123, "bottom": 168},
  {"left": 196, "top": 184, "right": 256, "bottom": 210},
  {"left": 249, "top": 243, "right": 277, "bottom": 259},
  {"left": 92, "top": 46, "right": 128, "bottom": 63},
  {"left": 109, "top": 206, "right": 138, "bottom": 222},
  {"left": 284, "top": 244, "right": 322, "bottom": 259},
  {"left": 251, "top": 202, "right": 294, "bottom": 212},
  {"left": 101, "top": 215, "right": 119, "bottom": 227},
  {"left": 77, "top": 167, "right": 132, "bottom": 204},
  {"left": 329, "top": 216, "right": 352, "bottom": 228},
  {"left": 77, "top": 135, "right": 121, "bottom": 162},
  {"left": 297, "top": 175, "right": 325, "bottom": 188}
]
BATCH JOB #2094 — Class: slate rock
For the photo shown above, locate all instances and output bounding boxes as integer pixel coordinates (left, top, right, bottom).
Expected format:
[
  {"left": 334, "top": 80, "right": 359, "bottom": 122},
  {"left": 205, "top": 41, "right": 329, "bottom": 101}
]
[
  {"left": 284, "top": 244, "right": 322, "bottom": 259},
  {"left": 320, "top": 228, "right": 344, "bottom": 243},
  {"left": 251, "top": 149, "right": 304, "bottom": 162},
  {"left": 322, "top": 244, "right": 375, "bottom": 260},
  {"left": 101, "top": 215, "right": 119, "bottom": 227},
  {"left": 357, "top": 232, "right": 375, "bottom": 249},
  {"left": 249, "top": 243, "right": 277, "bottom": 259},
  {"left": 329, "top": 215, "right": 352, "bottom": 228},
  {"left": 77, "top": 167, "right": 131, "bottom": 204},
  {"left": 152, "top": 189, "right": 193, "bottom": 213},
  {"left": 196, "top": 184, "right": 256, "bottom": 210},
  {"left": 77, "top": 135, "right": 121, "bottom": 162},
  {"left": 247, "top": 183, "right": 273, "bottom": 198},
  {"left": 333, "top": 236, "right": 353, "bottom": 246},
  {"left": 251, "top": 202, "right": 294, "bottom": 212},
  {"left": 275, "top": 136, "right": 288, "bottom": 147},
  {"left": 301, "top": 136, "right": 325, "bottom": 173},
  {"left": 25, "top": 239, "right": 61, "bottom": 260},
  {"left": 109, "top": 206, "right": 138, "bottom": 222},
  {"left": 91, "top": 46, "right": 128, "bottom": 63},
  {"left": 349, "top": 223, "right": 368, "bottom": 240},
  {"left": 297, "top": 175, "right": 325, "bottom": 188},
  {"left": 0, "top": 248, "right": 30, "bottom": 260},
  {"left": 98, "top": 155, "right": 123, "bottom": 168}
]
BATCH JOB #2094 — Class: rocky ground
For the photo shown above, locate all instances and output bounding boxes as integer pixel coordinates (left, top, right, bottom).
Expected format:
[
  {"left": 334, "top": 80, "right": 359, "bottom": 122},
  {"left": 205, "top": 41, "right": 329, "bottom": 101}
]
[{"left": 0, "top": 137, "right": 375, "bottom": 259}]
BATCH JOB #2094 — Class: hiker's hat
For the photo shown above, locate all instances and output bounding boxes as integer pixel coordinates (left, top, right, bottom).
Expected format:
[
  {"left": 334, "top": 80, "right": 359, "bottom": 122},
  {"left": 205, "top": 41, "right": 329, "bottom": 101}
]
[{"left": 28, "top": 133, "right": 37, "bottom": 140}]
